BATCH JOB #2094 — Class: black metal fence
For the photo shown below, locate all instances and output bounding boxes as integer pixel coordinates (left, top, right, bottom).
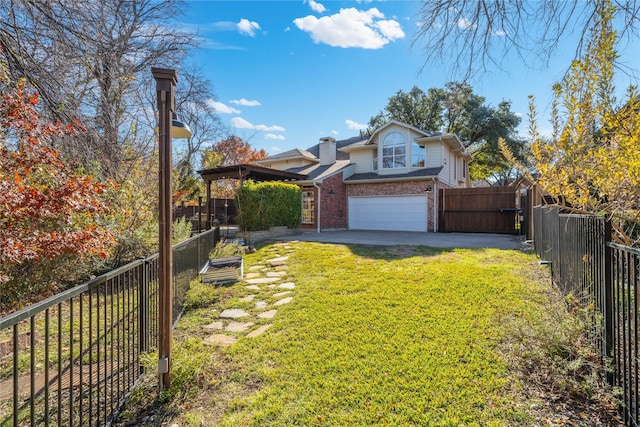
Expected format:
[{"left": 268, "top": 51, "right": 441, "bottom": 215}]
[
  {"left": 534, "top": 205, "right": 638, "bottom": 425},
  {"left": 0, "top": 227, "right": 220, "bottom": 426}
]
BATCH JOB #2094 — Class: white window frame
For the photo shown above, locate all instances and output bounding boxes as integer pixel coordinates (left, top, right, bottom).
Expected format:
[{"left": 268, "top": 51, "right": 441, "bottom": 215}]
[
  {"left": 302, "top": 190, "right": 315, "bottom": 224},
  {"left": 411, "top": 142, "right": 425, "bottom": 168},
  {"left": 381, "top": 132, "right": 406, "bottom": 170}
]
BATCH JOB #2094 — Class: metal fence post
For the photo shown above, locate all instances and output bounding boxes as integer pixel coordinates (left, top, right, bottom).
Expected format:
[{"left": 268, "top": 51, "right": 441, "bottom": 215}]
[
  {"left": 139, "top": 259, "right": 149, "bottom": 355},
  {"left": 604, "top": 219, "right": 614, "bottom": 385}
]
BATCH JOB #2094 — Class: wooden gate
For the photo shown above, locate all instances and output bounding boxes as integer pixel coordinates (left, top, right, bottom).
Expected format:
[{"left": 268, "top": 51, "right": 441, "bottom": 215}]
[{"left": 438, "top": 187, "right": 519, "bottom": 234}]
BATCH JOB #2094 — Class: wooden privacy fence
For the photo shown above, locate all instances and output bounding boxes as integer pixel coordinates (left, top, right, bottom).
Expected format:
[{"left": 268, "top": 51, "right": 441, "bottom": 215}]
[{"left": 438, "top": 187, "right": 520, "bottom": 234}]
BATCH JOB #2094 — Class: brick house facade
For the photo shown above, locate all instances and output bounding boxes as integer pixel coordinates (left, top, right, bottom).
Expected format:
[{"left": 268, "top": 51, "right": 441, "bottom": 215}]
[{"left": 253, "top": 120, "right": 471, "bottom": 232}]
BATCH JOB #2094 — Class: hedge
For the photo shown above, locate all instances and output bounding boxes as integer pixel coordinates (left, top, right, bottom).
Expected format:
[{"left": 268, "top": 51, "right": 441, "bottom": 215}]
[{"left": 235, "top": 180, "right": 302, "bottom": 231}]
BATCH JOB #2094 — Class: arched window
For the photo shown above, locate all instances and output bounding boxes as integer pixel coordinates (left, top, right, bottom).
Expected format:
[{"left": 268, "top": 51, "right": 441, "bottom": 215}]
[{"left": 382, "top": 132, "right": 406, "bottom": 169}]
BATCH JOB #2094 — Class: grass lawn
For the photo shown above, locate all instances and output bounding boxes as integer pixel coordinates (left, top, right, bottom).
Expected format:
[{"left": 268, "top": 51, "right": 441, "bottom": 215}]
[{"left": 116, "top": 241, "right": 621, "bottom": 426}]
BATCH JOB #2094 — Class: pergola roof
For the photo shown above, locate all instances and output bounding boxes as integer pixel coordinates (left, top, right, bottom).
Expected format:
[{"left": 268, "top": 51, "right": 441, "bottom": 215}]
[{"left": 197, "top": 163, "right": 307, "bottom": 183}]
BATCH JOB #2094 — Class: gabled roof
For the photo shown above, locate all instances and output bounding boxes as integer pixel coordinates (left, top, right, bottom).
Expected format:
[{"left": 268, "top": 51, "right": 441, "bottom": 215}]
[
  {"left": 305, "top": 136, "right": 368, "bottom": 160},
  {"left": 369, "top": 119, "right": 444, "bottom": 140},
  {"left": 370, "top": 120, "right": 470, "bottom": 156},
  {"left": 256, "top": 136, "right": 369, "bottom": 164}
]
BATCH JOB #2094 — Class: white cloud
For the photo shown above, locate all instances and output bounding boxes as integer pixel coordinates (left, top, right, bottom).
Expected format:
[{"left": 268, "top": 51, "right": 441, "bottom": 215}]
[
  {"left": 293, "top": 7, "right": 405, "bottom": 49},
  {"left": 230, "top": 117, "right": 286, "bottom": 132},
  {"left": 207, "top": 99, "right": 241, "bottom": 114},
  {"left": 265, "top": 133, "right": 286, "bottom": 140},
  {"left": 237, "top": 18, "right": 261, "bottom": 36},
  {"left": 230, "top": 117, "right": 254, "bottom": 129},
  {"left": 493, "top": 29, "right": 507, "bottom": 36},
  {"left": 308, "top": 0, "right": 326, "bottom": 13},
  {"left": 230, "top": 98, "right": 261, "bottom": 107},
  {"left": 331, "top": 130, "right": 339, "bottom": 135},
  {"left": 270, "top": 146, "right": 283, "bottom": 152},
  {"left": 456, "top": 17, "right": 477, "bottom": 30},
  {"left": 346, "top": 119, "right": 367, "bottom": 130},
  {"left": 256, "top": 123, "right": 286, "bottom": 132}
]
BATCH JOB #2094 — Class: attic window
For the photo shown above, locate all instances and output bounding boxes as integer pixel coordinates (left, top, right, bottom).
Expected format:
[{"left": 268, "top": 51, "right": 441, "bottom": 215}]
[{"left": 382, "top": 132, "right": 406, "bottom": 169}]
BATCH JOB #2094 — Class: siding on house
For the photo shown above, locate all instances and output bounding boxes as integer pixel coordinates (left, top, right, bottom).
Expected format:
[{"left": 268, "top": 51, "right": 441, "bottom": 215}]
[
  {"left": 265, "top": 158, "right": 315, "bottom": 170},
  {"left": 350, "top": 149, "right": 375, "bottom": 174},
  {"left": 425, "top": 140, "right": 442, "bottom": 169}
]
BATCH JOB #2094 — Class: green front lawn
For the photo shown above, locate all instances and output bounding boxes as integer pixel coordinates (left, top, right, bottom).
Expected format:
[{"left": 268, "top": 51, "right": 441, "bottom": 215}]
[{"left": 118, "top": 241, "right": 620, "bottom": 426}]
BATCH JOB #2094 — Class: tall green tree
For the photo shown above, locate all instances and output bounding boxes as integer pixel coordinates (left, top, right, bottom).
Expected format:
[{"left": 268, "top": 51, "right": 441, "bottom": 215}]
[{"left": 370, "top": 82, "right": 527, "bottom": 184}]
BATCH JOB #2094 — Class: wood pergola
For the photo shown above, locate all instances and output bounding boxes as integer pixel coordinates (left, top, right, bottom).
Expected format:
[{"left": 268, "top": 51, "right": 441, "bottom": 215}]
[{"left": 196, "top": 163, "right": 306, "bottom": 227}]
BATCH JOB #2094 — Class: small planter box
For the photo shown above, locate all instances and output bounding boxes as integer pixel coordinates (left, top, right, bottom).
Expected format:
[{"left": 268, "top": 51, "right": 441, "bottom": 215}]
[{"left": 199, "top": 256, "right": 244, "bottom": 284}]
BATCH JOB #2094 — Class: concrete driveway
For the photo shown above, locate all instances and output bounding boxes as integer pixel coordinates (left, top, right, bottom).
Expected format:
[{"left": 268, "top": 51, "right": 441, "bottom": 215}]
[{"left": 280, "top": 230, "right": 525, "bottom": 250}]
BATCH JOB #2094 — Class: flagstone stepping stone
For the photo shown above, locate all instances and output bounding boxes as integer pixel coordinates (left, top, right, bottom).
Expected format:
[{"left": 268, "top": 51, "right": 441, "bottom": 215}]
[
  {"left": 255, "top": 301, "right": 268, "bottom": 309},
  {"left": 225, "top": 321, "right": 255, "bottom": 332},
  {"left": 203, "top": 321, "right": 223, "bottom": 330},
  {"left": 244, "top": 273, "right": 262, "bottom": 279},
  {"left": 248, "top": 265, "right": 266, "bottom": 271},
  {"left": 246, "top": 277, "right": 280, "bottom": 284},
  {"left": 220, "top": 308, "right": 250, "bottom": 319},
  {"left": 247, "top": 324, "right": 272, "bottom": 338},
  {"left": 267, "top": 284, "right": 277, "bottom": 289},
  {"left": 240, "top": 294, "right": 256, "bottom": 302},
  {"left": 267, "top": 271, "right": 287, "bottom": 277},
  {"left": 274, "top": 297, "right": 293, "bottom": 306},
  {"left": 258, "top": 310, "right": 277, "bottom": 319},
  {"left": 275, "top": 265, "right": 289, "bottom": 271},
  {"left": 245, "top": 285, "right": 261, "bottom": 291},
  {"left": 267, "top": 256, "right": 289, "bottom": 267},
  {"left": 204, "top": 334, "right": 237, "bottom": 346},
  {"left": 278, "top": 282, "right": 296, "bottom": 289},
  {"left": 273, "top": 291, "right": 291, "bottom": 298}
]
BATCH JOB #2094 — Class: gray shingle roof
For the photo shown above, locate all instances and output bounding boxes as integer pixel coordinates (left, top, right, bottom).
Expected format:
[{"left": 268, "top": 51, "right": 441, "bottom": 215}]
[
  {"left": 286, "top": 160, "right": 352, "bottom": 181},
  {"left": 345, "top": 166, "right": 443, "bottom": 182}
]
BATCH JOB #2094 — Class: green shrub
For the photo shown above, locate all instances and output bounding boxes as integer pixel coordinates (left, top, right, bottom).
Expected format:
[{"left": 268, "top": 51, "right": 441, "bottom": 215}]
[
  {"left": 172, "top": 216, "right": 193, "bottom": 244},
  {"left": 235, "top": 180, "right": 301, "bottom": 231},
  {"left": 209, "top": 240, "right": 245, "bottom": 260},
  {"left": 183, "top": 278, "right": 220, "bottom": 309}
]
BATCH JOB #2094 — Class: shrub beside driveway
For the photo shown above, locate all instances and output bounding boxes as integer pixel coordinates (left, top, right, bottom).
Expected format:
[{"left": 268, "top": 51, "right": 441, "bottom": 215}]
[{"left": 116, "top": 242, "right": 621, "bottom": 426}]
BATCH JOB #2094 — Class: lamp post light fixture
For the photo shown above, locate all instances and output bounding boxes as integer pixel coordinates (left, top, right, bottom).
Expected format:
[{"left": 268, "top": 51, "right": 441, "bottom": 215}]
[{"left": 152, "top": 67, "right": 192, "bottom": 390}]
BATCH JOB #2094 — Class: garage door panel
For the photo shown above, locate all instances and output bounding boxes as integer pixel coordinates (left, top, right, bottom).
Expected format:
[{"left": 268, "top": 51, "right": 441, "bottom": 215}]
[{"left": 348, "top": 195, "right": 427, "bottom": 232}]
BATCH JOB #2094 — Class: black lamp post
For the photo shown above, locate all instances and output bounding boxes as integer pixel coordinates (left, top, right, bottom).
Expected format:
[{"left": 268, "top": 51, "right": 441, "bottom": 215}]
[{"left": 151, "top": 67, "right": 191, "bottom": 389}]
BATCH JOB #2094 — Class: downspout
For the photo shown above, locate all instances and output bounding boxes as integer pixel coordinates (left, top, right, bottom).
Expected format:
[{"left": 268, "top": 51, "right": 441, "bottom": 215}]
[
  {"left": 433, "top": 179, "right": 438, "bottom": 233},
  {"left": 313, "top": 182, "right": 321, "bottom": 233}
]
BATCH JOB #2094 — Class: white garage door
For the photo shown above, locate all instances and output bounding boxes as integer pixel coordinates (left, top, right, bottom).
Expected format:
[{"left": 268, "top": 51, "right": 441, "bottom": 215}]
[{"left": 348, "top": 195, "right": 428, "bottom": 232}]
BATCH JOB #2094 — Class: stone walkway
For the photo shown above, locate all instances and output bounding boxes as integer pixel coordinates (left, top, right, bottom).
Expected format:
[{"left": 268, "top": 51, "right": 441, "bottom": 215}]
[{"left": 201, "top": 242, "right": 296, "bottom": 347}]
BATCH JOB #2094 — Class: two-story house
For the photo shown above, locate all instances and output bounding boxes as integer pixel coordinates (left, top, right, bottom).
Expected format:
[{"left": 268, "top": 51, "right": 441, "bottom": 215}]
[{"left": 253, "top": 120, "right": 472, "bottom": 232}]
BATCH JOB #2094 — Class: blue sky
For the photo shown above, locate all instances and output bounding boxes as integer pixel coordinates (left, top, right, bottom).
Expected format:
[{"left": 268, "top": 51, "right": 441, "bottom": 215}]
[{"left": 178, "top": 0, "right": 639, "bottom": 156}]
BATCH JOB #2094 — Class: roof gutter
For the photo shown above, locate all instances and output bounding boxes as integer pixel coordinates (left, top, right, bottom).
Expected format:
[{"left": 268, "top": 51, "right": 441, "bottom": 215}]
[{"left": 345, "top": 175, "right": 437, "bottom": 185}]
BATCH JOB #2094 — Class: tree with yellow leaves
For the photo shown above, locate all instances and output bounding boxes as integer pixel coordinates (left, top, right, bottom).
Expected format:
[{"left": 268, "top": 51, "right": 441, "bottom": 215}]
[{"left": 502, "top": 1, "right": 640, "bottom": 244}]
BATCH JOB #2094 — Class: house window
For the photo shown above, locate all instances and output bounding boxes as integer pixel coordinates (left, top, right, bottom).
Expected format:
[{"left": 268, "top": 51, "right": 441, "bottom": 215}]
[
  {"left": 412, "top": 142, "right": 425, "bottom": 167},
  {"left": 302, "top": 190, "right": 315, "bottom": 224},
  {"left": 382, "top": 132, "right": 406, "bottom": 169},
  {"left": 462, "top": 159, "right": 467, "bottom": 178},
  {"left": 373, "top": 151, "right": 378, "bottom": 171}
]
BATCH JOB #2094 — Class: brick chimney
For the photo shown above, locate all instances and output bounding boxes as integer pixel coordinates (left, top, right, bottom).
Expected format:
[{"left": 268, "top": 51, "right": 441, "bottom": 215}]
[{"left": 318, "top": 137, "right": 336, "bottom": 165}]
